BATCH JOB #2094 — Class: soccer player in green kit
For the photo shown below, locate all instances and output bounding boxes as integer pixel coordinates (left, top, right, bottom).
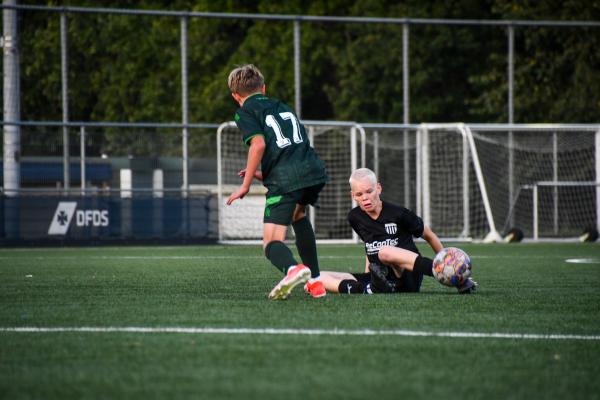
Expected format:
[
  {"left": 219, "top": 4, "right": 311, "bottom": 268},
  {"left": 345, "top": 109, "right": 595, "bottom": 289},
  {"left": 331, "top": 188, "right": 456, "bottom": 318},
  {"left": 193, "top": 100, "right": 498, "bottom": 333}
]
[{"left": 226, "top": 64, "right": 328, "bottom": 300}]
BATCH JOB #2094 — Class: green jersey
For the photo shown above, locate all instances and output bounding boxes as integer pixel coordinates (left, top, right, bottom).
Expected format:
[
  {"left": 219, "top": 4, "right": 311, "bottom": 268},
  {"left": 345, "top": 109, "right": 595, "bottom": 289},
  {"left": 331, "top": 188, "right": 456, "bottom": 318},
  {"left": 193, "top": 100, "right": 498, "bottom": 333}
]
[{"left": 234, "top": 94, "right": 328, "bottom": 196}]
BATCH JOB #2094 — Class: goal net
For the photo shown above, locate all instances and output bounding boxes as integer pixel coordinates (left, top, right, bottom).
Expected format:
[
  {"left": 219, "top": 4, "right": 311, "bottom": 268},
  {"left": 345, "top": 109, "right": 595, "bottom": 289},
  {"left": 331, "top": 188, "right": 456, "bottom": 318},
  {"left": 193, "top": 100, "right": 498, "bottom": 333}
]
[
  {"left": 417, "top": 124, "right": 599, "bottom": 241},
  {"left": 217, "top": 121, "right": 365, "bottom": 242},
  {"left": 218, "top": 121, "right": 599, "bottom": 243},
  {"left": 417, "top": 124, "right": 502, "bottom": 242},
  {"left": 468, "top": 126, "right": 599, "bottom": 240}
]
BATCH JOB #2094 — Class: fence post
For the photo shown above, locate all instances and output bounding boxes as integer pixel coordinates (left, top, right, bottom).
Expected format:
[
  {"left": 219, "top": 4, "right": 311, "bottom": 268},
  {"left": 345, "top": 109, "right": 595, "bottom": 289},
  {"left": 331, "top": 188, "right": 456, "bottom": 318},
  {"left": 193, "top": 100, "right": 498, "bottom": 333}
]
[
  {"left": 507, "top": 25, "right": 515, "bottom": 227},
  {"left": 403, "top": 23, "right": 411, "bottom": 207},
  {"left": 80, "top": 126, "right": 85, "bottom": 196},
  {"left": 2, "top": 0, "right": 21, "bottom": 240},
  {"left": 596, "top": 129, "right": 600, "bottom": 233},
  {"left": 373, "top": 130, "right": 379, "bottom": 178},
  {"left": 415, "top": 126, "right": 422, "bottom": 218},
  {"left": 507, "top": 25, "right": 514, "bottom": 125},
  {"left": 294, "top": 19, "right": 301, "bottom": 118},
  {"left": 61, "top": 11, "right": 70, "bottom": 191},
  {"left": 533, "top": 184, "right": 538, "bottom": 240},
  {"left": 552, "top": 131, "right": 558, "bottom": 235},
  {"left": 2, "top": 0, "right": 21, "bottom": 197},
  {"left": 402, "top": 23, "right": 409, "bottom": 125},
  {"left": 462, "top": 128, "right": 470, "bottom": 238},
  {"left": 180, "top": 16, "right": 189, "bottom": 194}
]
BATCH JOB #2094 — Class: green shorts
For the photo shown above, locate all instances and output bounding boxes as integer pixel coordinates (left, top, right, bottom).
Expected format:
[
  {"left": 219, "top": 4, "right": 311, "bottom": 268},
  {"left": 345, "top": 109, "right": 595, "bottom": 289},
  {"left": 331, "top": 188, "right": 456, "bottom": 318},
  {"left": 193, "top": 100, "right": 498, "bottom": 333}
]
[{"left": 263, "top": 183, "right": 326, "bottom": 225}]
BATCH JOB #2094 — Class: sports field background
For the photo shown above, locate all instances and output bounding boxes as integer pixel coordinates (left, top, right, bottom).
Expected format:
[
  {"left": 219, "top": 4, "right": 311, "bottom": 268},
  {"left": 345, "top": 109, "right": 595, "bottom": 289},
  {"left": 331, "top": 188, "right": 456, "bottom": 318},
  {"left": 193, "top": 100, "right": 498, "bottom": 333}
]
[{"left": 1, "top": 243, "right": 599, "bottom": 399}]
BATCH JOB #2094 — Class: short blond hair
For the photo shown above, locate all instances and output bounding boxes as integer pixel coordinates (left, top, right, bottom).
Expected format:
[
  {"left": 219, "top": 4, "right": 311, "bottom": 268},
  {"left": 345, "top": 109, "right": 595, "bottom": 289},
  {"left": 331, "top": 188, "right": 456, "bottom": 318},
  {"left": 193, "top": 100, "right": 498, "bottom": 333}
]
[
  {"left": 349, "top": 168, "right": 378, "bottom": 188},
  {"left": 227, "top": 64, "right": 265, "bottom": 96}
]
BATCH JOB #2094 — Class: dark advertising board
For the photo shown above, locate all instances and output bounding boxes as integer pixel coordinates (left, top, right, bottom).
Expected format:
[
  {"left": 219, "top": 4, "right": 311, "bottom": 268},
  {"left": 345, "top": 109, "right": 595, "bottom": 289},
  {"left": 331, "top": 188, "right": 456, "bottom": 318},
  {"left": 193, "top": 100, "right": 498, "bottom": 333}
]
[{"left": 1, "top": 194, "right": 216, "bottom": 246}]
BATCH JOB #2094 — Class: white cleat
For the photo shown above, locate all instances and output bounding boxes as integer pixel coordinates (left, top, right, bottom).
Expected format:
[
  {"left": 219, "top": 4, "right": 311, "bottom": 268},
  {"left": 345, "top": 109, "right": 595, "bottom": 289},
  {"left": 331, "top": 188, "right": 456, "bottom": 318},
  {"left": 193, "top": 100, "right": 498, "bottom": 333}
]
[{"left": 268, "top": 264, "right": 311, "bottom": 300}]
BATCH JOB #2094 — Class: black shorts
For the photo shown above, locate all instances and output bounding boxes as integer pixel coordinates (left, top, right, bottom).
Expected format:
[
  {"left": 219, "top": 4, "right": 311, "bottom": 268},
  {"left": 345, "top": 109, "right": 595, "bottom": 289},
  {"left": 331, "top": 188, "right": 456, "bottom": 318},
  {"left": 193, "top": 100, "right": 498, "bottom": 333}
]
[
  {"left": 263, "top": 183, "right": 326, "bottom": 225},
  {"left": 351, "top": 270, "right": 424, "bottom": 293}
]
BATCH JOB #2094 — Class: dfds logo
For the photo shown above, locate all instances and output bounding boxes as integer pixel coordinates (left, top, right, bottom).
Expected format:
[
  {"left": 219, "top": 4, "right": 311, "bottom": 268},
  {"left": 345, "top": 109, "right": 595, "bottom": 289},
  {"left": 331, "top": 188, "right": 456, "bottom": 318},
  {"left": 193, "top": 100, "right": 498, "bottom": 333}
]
[{"left": 48, "top": 202, "right": 109, "bottom": 235}]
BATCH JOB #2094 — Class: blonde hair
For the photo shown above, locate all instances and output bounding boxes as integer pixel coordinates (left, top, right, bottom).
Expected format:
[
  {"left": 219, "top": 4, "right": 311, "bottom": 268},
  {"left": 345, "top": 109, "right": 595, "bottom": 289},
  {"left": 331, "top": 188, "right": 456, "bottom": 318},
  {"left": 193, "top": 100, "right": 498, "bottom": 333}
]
[
  {"left": 349, "top": 168, "right": 378, "bottom": 188},
  {"left": 227, "top": 64, "right": 265, "bottom": 96}
]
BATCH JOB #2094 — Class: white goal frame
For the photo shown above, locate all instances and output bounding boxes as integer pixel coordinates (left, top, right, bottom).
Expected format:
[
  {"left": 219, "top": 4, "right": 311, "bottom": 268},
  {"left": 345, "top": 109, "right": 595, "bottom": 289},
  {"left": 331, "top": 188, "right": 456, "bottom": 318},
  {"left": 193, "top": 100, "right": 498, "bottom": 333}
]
[
  {"left": 418, "top": 123, "right": 503, "bottom": 243},
  {"left": 415, "top": 123, "right": 600, "bottom": 243},
  {"left": 217, "top": 121, "right": 600, "bottom": 243},
  {"left": 217, "top": 120, "right": 366, "bottom": 244},
  {"left": 529, "top": 181, "right": 600, "bottom": 241}
]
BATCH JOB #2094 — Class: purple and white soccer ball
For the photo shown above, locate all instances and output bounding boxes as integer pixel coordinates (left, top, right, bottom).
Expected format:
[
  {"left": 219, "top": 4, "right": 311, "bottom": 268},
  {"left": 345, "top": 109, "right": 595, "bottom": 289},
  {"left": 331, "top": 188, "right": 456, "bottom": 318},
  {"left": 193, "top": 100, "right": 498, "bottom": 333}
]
[{"left": 432, "top": 247, "right": 472, "bottom": 287}]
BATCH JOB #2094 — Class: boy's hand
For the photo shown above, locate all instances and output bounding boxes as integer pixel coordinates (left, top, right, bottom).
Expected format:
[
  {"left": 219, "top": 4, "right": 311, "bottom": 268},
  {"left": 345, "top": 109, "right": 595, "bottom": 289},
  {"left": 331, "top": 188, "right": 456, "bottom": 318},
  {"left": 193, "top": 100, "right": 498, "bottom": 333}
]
[
  {"left": 227, "top": 186, "right": 249, "bottom": 205},
  {"left": 238, "top": 169, "right": 263, "bottom": 181}
]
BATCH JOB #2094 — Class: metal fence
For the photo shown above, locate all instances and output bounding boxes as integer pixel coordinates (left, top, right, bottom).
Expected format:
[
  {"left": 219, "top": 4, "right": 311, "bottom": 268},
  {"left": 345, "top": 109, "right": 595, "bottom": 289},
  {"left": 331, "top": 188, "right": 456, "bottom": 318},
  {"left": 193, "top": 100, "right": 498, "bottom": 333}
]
[
  {"left": 1, "top": 121, "right": 599, "bottom": 243},
  {"left": 0, "top": 120, "right": 221, "bottom": 245},
  {"left": 0, "top": 121, "right": 218, "bottom": 194},
  {"left": 2, "top": 4, "right": 600, "bottom": 244},
  {"left": 3, "top": 2, "right": 600, "bottom": 193}
]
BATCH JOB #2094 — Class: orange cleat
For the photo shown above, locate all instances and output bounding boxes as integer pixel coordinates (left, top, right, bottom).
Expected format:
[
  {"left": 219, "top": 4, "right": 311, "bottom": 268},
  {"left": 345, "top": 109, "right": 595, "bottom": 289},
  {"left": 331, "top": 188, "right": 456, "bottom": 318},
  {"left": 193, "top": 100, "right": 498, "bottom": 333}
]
[{"left": 304, "top": 280, "right": 326, "bottom": 298}]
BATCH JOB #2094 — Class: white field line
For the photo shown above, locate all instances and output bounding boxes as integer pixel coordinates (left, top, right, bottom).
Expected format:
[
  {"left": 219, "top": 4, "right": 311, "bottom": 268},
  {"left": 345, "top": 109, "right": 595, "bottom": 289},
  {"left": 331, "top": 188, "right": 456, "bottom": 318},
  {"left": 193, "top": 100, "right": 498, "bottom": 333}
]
[
  {"left": 1, "top": 326, "right": 599, "bottom": 341},
  {"left": 565, "top": 258, "right": 600, "bottom": 264}
]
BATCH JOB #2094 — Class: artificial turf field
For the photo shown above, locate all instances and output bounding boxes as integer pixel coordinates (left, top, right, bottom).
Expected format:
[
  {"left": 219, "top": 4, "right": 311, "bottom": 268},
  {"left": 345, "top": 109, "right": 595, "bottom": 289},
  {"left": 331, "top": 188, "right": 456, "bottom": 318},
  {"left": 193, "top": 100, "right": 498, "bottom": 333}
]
[{"left": 1, "top": 242, "right": 599, "bottom": 399}]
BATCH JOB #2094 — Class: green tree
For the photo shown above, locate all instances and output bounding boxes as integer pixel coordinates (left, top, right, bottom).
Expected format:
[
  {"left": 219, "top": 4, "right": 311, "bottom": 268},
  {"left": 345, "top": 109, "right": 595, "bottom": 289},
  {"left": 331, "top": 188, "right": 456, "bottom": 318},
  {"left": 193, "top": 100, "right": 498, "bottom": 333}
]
[
  {"left": 469, "top": 0, "right": 600, "bottom": 122},
  {"left": 12, "top": 0, "right": 600, "bottom": 142}
]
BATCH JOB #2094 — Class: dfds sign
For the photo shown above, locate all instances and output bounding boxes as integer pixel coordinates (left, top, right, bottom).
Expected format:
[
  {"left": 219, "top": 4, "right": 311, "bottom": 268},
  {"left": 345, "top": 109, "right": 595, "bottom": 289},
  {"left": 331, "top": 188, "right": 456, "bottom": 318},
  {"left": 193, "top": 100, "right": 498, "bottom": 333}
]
[{"left": 48, "top": 202, "right": 110, "bottom": 235}]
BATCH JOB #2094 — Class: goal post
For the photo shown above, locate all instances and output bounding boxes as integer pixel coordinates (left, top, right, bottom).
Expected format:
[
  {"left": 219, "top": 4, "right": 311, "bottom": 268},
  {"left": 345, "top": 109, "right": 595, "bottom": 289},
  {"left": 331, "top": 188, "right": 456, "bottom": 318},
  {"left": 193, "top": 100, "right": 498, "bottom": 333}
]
[
  {"left": 531, "top": 181, "right": 600, "bottom": 241},
  {"left": 463, "top": 124, "right": 504, "bottom": 243},
  {"left": 415, "top": 123, "right": 600, "bottom": 242},
  {"left": 217, "top": 121, "right": 365, "bottom": 243},
  {"left": 597, "top": 129, "right": 600, "bottom": 234},
  {"left": 218, "top": 121, "right": 599, "bottom": 243},
  {"left": 418, "top": 123, "right": 502, "bottom": 243}
]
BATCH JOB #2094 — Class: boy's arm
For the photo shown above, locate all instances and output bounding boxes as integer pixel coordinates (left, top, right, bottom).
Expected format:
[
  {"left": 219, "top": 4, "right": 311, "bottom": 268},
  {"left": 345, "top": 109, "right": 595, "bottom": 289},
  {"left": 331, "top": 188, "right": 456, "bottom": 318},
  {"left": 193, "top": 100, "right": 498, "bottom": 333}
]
[
  {"left": 226, "top": 135, "right": 266, "bottom": 205},
  {"left": 238, "top": 169, "right": 263, "bottom": 181},
  {"left": 421, "top": 226, "right": 443, "bottom": 254}
]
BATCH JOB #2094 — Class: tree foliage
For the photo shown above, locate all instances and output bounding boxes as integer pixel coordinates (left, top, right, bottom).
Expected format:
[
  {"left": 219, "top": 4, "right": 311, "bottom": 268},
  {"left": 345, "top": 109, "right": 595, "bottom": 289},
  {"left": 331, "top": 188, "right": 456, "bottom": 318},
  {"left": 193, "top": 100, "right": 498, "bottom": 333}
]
[{"left": 10, "top": 0, "right": 600, "bottom": 143}]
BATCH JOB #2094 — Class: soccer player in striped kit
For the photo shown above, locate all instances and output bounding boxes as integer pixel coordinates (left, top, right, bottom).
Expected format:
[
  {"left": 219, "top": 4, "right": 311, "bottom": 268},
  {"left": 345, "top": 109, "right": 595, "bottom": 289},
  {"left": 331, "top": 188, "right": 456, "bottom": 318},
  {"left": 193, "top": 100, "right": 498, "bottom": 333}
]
[{"left": 321, "top": 168, "right": 477, "bottom": 294}]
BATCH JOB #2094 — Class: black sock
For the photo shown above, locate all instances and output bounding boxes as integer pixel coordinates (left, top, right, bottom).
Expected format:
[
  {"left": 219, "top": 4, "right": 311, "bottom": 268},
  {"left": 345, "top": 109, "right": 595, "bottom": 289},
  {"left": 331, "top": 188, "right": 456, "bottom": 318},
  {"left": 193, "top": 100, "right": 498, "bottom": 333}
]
[
  {"left": 264, "top": 240, "right": 298, "bottom": 274},
  {"left": 292, "top": 217, "right": 320, "bottom": 278},
  {"left": 338, "top": 279, "right": 364, "bottom": 294},
  {"left": 413, "top": 255, "right": 434, "bottom": 276}
]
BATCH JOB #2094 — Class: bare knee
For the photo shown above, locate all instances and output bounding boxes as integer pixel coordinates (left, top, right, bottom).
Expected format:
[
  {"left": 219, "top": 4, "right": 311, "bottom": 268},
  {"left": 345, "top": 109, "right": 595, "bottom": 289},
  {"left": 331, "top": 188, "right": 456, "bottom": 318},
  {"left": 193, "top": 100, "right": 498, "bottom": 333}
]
[
  {"left": 378, "top": 246, "right": 395, "bottom": 264},
  {"left": 378, "top": 246, "right": 418, "bottom": 271}
]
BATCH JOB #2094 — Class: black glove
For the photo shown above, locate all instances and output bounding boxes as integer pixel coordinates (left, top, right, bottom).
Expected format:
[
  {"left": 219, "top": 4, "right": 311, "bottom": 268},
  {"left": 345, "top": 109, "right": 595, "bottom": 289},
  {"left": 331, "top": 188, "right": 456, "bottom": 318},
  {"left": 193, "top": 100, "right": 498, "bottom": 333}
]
[{"left": 368, "top": 263, "right": 397, "bottom": 293}]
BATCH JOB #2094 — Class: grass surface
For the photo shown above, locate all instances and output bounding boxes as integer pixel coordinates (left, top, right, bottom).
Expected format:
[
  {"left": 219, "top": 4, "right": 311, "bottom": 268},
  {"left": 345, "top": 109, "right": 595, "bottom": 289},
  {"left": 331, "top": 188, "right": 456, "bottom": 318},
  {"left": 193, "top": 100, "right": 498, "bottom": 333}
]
[{"left": 1, "top": 243, "right": 599, "bottom": 399}]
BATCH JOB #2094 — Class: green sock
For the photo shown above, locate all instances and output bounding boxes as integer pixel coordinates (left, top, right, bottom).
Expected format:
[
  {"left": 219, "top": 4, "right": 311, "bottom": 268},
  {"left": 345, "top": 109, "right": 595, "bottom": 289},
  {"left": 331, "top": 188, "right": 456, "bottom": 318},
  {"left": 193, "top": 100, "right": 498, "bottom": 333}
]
[
  {"left": 264, "top": 240, "right": 298, "bottom": 274},
  {"left": 292, "top": 217, "right": 320, "bottom": 278}
]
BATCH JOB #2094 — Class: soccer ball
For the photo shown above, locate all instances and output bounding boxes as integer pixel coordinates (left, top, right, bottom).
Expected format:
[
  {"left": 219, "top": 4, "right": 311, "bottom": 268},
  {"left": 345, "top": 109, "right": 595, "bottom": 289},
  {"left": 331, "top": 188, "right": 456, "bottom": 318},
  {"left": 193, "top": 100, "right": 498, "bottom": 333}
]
[{"left": 432, "top": 247, "right": 472, "bottom": 287}]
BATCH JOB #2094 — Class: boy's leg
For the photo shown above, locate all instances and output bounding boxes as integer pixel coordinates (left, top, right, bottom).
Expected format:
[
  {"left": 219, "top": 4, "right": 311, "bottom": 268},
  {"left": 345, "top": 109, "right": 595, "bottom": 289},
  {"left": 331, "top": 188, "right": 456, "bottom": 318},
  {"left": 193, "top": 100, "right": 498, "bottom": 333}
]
[
  {"left": 263, "top": 223, "right": 297, "bottom": 274},
  {"left": 292, "top": 182, "right": 326, "bottom": 279},
  {"left": 264, "top": 223, "right": 311, "bottom": 300},
  {"left": 377, "top": 246, "right": 434, "bottom": 276},
  {"left": 320, "top": 271, "right": 353, "bottom": 293},
  {"left": 291, "top": 204, "right": 326, "bottom": 298},
  {"left": 321, "top": 271, "right": 365, "bottom": 294},
  {"left": 396, "top": 271, "right": 423, "bottom": 293},
  {"left": 263, "top": 190, "right": 325, "bottom": 299},
  {"left": 291, "top": 212, "right": 320, "bottom": 278}
]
